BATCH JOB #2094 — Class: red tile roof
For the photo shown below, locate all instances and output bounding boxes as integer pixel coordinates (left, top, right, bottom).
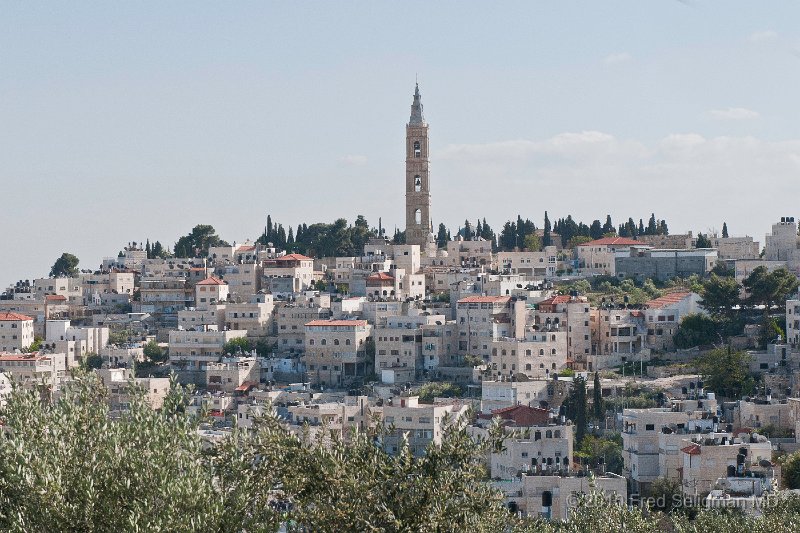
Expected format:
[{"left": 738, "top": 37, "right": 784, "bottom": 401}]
[
  {"left": 538, "top": 295, "right": 571, "bottom": 306},
  {"left": 681, "top": 443, "right": 702, "bottom": 456},
  {"left": 237, "top": 245, "right": 256, "bottom": 252},
  {"left": 577, "top": 237, "right": 643, "bottom": 247},
  {"left": 276, "top": 253, "right": 312, "bottom": 261},
  {"left": 457, "top": 296, "right": 511, "bottom": 304},
  {"left": 0, "top": 312, "right": 34, "bottom": 321},
  {"left": 305, "top": 320, "right": 368, "bottom": 327},
  {"left": 197, "top": 276, "right": 227, "bottom": 286},
  {"left": 489, "top": 405, "right": 551, "bottom": 427},
  {"left": 366, "top": 272, "right": 395, "bottom": 282},
  {"left": 0, "top": 354, "right": 46, "bottom": 361},
  {"left": 45, "top": 295, "right": 67, "bottom": 301},
  {"left": 646, "top": 292, "right": 692, "bottom": 309}
]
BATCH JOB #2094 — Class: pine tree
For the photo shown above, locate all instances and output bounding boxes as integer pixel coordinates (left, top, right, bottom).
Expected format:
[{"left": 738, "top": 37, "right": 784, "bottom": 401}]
[
  {"left": 436, "top": 223, "right": 449, "bottom": 248},
  {"left": 575, "top": 376, "right": 587, "bottom": 446},
  {"left": 287, "top": 226, "right": 294, "bottom": 246},
  {"left": 475, "top": 219, "right": 482, "bottom": 239},
  {"left": 463, "top": 220, "right": 473, "bottom": 240},
  {"left": 659, "top": 219, "right": 669, "bottom": 235},
  {"left": 543, "top": 211, "right": 552, "bottom": 247},
  {"left": 647, "top": 213, "right": 657, "bottom": 235},
  {"left": 722, "top": 222, "right": 729, "bottom": 238},
  {"left": 638, "top": 219, "right": 645, "bottom": 236},
  {"left": 589, "top": 220, "right": 603, "bottom": 240},
  {"left": 593, "top": 372, "right": 604, "bottom": 422},
  {"left": 602, "top": 215, "right": 614, "bottom": 234}
]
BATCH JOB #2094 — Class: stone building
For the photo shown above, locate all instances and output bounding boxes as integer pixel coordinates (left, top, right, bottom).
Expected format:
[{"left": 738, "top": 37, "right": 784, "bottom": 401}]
[{"left": 405, "top": 83, "right": 431, "bottom": 247}]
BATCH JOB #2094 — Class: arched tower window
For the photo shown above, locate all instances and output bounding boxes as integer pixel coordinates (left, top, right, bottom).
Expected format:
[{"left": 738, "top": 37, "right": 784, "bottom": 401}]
[
  {"left": 415, "top": 209, "right": 421, "bottom": 225},
  {"left": 414, "top": 175, "right": 421, "bottom": 192},
  {"left": 413, "top": 141, "right": 420, "bottom": 157}
]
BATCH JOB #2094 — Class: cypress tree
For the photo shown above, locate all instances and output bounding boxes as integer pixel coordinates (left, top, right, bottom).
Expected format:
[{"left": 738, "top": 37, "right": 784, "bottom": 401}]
[{"left": 593, "top": 372, "right": 604, "bottom": 423}]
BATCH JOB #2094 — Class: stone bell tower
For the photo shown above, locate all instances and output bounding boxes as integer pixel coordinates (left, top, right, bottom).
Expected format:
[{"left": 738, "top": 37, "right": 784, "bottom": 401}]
[{"left": 405, "top": 83, "right": 431, "bottom": 247}]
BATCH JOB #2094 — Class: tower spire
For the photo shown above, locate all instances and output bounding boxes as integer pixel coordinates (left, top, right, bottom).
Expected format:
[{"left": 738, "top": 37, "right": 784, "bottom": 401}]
[{"left": 409, "top": 82, "right": 425, "bottom": 126}]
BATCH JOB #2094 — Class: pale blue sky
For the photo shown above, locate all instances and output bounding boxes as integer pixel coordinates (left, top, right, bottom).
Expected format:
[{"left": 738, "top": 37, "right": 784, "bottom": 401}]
[{"left": 3, "top": 1, "right": 800, "bottom": 287}]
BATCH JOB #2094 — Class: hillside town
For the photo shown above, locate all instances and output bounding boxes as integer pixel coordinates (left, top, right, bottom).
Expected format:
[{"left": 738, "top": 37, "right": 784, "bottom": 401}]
[{"left": 5, "top": 85, "right": 800, "bottom": 521}]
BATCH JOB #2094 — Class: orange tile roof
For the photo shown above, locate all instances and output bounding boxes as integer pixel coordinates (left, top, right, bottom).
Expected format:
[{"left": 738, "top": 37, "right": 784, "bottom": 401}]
[
  {"left": 646, "top": 292, "right": 692, "bottom": 309},
  {"left": 305, "top": 320, "right": 368, "bottom": 327},
  {"left": 538, "top": 295, "right": 571, "bottom": 306},
  {"left": 0, "top": 353, "right": 46, "bottom": 361},
  {"left": 197, "top": 276, "right": 227, "bottom": 286},
  {"left": 457, "top": 296, "right": 511, "bottom": 304},
  {"left": 577, "top": 237, "right": 643, "bottom": 247},
  {"left": 276, "top": 253, "right": 312, "bottom": 261},
  {"left": 681, "top": 443, "right": 701, "bottom": 456},
  {"left": 45, "top": 295, "right": 67, "bottom": 301},
  {"left": 366, "top": 272, "right": 395, "bottom": 282},
  {"left": 0, "top": 312, "right": 34, "bottom": 321}
]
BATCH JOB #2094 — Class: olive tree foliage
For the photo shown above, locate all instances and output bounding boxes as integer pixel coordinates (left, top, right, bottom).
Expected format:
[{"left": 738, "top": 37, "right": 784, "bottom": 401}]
[
  {"left": 0, "top": 372, "right": 229, "bottom": 532},
  {"left": 516, "top": 486, "right": 800, "bottom": 532},
  {"left": 0, "top": 372, "right": 509, "bottom": 532}
]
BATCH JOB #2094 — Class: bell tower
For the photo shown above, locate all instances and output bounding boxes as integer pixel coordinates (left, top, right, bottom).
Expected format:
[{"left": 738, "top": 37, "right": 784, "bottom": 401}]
[{"left": 405, "top": 83, "right": 431, "bottom": 247}]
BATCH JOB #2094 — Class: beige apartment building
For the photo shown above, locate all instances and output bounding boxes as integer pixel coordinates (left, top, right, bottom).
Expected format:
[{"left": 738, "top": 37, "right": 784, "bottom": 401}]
[
  {"left": 0, "top": 352, "right": 67, "bottom": 391},
  {"left": 375, "top": 314, "right": 446, "bottom": 383},
  {"left": 303, "top": 319, "right": 372, "bottom": 386},
  {"left": 622, "top": 396, "right": 719, "bottom": 494},
  {"left": 263, "top": 254, "right": 315, "bottom": 293},
  {"left": 379, "top": 396, "right": 470, "bottom": 456},
  {"left": 223, "top": 294, "right": 275, "bottom": 338},
  {"left": 168, "top": 328, "right": 248, "bottom": 371},
  {"left": 490, "top": 332, "right": 568, "bottom": 380},
  {"left": 276, "top": 302, "right": 331, "bottom": 351},
  {"left": 456, "top": 296, "right": 525, "bottom": 359},
  {"left": 0, "top": 312, "right": 34, "bottom": 353},
  {"left": 206, "top": 357, "right": 260, "bottom": 393},
  {"left": 494, "top": 473, "right": 626, "bottom": 520},
  {"left": 497, "top": 246, "right": 558, "bottom": 278}
]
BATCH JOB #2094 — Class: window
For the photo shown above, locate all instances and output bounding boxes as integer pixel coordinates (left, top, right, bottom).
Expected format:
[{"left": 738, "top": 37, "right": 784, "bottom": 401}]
[
  {"left": 413, "top": 141, "right": 420, "bottom": 157},
  {"left": 414, "top": 175, "right": 421, "bottom": 192},
  {"left": 645, "top": 424, "right": 655, "bottom": 431},
  {"left": 414, "top": 209, "right": 422, "bottom": 225}
]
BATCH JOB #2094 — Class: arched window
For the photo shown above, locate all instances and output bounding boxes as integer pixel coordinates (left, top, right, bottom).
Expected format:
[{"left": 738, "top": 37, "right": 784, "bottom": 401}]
[
  {"left": 551, "top": 363, "right": 556, "bottom": 369},
  {"left": 309, "top": 339, "right": 314, "bottom": 345},
  {"left": 413, "top": 141, "right": 421, "bottom": 157},
  {"left": 554, "top": 430, "right": 561, "bottom": 438},
  {"left": 346, "top": 339, "right": 351, "bottom": 345},
  {"left": 334, "top": 339, "right": 340, "bottom": 345},
  {"left": 542, "top": 491, "right": 553, "bottom": 507},
  {"left": 321, "top": 339, "right": 326, "bottom": 345},
  {"left": 539, "top": 349, "right": 544, "bottom": 356},
  {"left": 415, "top": 209, "right": 422, "bottom": 225},
  {"left": 414, "top": 175, "right": 422, "bottom": 192},
  {"left": 525, "top": 363, "right": 531, "bottom": 371}
]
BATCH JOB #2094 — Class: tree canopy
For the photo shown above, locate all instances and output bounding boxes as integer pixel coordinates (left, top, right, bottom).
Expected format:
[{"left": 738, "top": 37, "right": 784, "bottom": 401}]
[
  {"left": 49, "top": 252, "right": 79, "bottom": 277},
  {"left": 0, "top": 372, "right": 508, "bottom": 532},
  {"left": 743, "top": 266, "right": 799, "bottom": 315},
  {"left": 174, "top": 224, "right": 228, "bottom": 258},
  {"left": 695, "top": 347, "right": 755, "bottom": 399}
]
